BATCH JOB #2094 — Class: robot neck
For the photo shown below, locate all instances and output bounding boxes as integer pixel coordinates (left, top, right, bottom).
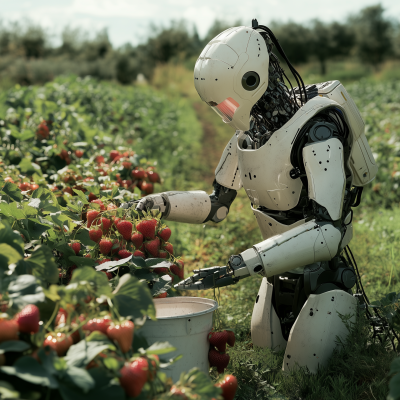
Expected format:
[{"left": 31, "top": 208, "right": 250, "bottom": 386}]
[{"left": 248, "top": 54, "right": 299, "bottom": 147}]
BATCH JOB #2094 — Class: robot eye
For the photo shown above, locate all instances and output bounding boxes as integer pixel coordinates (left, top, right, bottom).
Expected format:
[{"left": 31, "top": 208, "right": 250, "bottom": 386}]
[{"left": 242, "top": 71, "right": 260, "bottom": 91}]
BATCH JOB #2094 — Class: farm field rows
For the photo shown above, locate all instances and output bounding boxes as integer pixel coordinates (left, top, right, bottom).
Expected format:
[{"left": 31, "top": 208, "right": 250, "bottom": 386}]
[{"left": 0, "top": 73, "right": 399, "bottom": 399}]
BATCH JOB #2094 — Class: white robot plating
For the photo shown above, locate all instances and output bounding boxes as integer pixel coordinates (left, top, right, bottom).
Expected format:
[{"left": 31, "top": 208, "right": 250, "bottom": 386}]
[{"left": 130, "top": 21, "right": 377, "bottom": 373}]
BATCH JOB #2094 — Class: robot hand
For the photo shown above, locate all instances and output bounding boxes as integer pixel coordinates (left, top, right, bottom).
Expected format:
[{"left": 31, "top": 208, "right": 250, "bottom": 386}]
[
  {"left": 135, "top": 193, "right": 167, "bottom": 213},
  {"left": 174, "top": 255, "right": 250, "bottom": 290}
]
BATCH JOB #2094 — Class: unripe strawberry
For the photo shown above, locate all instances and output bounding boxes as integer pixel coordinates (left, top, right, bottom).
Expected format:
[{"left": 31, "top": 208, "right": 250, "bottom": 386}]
[{"left": 16, "top": 304, "right": 40, "bottom": 333}]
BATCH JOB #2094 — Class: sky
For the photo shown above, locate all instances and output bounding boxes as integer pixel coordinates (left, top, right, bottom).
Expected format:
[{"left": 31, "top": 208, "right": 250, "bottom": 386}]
[{"left": 1, "top": 0, "right": 400, "bottom": 47}]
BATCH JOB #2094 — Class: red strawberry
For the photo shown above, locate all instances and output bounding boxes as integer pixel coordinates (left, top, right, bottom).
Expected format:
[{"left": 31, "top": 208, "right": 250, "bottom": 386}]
[
  {"left": 0, "top": 320, "right": 19, "bottom": 342},
  {"left": 104, "top": 271, "right": 113, "bottom": 280},
  {"left": 96, "top": 155, "right": 105, "bottom": 163},
  {"left": 89, "top": 228, "right": 102, "bottom": 243},
  {"left": 107, "top": 203, "right": 117, "bottom": 210},
  {"left": 158, "top": 226, "right": 171, "bottom": 242},
  {"left": 91, "top": 199, "right": 106, "bottom": 211},
  {"left": 153, "top": 292, "right": 167, "bottom": 299},
  {"left": 215, "top": 375, "right": 238, "bottom": 400},
  {"left": 176, "top": 259, "right": 184, "bottom": 279},
  {"left": 227, "top": 331, "right": 236, "bottom": 347},
  {"left": 88, "top": 193, "right": 98, "bottom": 202},
  {"left": 19, "top": 182, "right": 31, "bottom": 191},
  {"left": 16, "top": 304, "right": 40, "bottom": 334},
  {"left": 133, "top": 250, "right": 145, "bottom": 258},
  {"left": 136, "top": 219, "right": 157, "bottom": 240},
  {"left": 131, "top": 168, "right": 146, "bottom": 179},
  {"left": 112, "top": 216, "right": 121, "bottom": 227},
  {"left": 147, "top": 171, "right": 160, "bottom": 183},
  {"left": 118, "top": 250, "right": 132, "bottom": 259},
  {"left": 75, "top": 150, "right": 84, "bottom": 158},
  {"left": 30, "top": 183, "right": 39, "bottom": 190},
  {"left": 144, "top": 238, "right": 160, "bottom": 258},
  {"left": 119, "top": 358, "right": 148, "bottom": 397},
  {"left": 36, "top": 122, "right": 49, "bottom": 139},
  {"left": 130, "top": 231, "right": 144, "bottom": 248},
  {"left": 154, "top": 267, "right": 169, "bottom": 275},
  {"left": 110, "top": 150, "right": 120, "bottom": 160},
  {"left": 208, "top": 349, "right": 230, "bottom": 374},
  {"left": 55, "top": 308, "right": 68, "bottom": 327},
  {"left": 170, "top": 264, "right": 181, "bottom": 278},
  {"left": 158, "top": 250, "right": 168, "bottom": 259},
  {"left": 164, "top": 242, "right": 173, "bottom": 255},
  {"left": 117, "top": 221, "right": 133, "bottom": 241},
  {"left": 87, "top": 210, "right": 100, "bottom": 227},
  {"left": 98, "top": 259, "right": 111, "bottom": 264},
  {"left": 99, "top": 239, "right": 113, "bottom": 255},
  {"left": 44, "top": 333, "right": 73, "bottom": 356},
  {"left": 95, "top": 217, "right": 111, "bottom": 234},
  {"left": 141, "top": 181, "right": 154, "bottom": 195},
  {"left": 68, "top": 242, "right": 81, "bottom": 255},
  {"left": 208, "top": 330, "right": 229, "bottom": 353},
  {"left": 83, "top": 317, "right": 111, "bottom": 334},
  {"left": 107, "top": 321, "right": 134, "bottom": 353}
]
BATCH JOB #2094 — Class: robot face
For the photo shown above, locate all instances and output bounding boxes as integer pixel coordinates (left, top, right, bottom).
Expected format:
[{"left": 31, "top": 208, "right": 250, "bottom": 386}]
[{"left": 194, "top": 26, "right": 270, "bottom": 131}]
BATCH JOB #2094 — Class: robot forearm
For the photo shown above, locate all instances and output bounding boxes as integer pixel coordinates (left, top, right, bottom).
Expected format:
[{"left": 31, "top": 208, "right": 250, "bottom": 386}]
[{"left": 239, "top": 220, "right": 342, "bottom": 278}]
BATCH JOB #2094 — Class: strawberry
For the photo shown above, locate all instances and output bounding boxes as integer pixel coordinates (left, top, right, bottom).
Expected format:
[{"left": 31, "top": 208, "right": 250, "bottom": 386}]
[
  {"left": 153, "top": 292, "right": 167, "bottom": 299},
  {"left": 122, "top": 161, "right": 132, "bottom": 169},
  {"left": 144, "top": 238, "right": 160, "bottom": 258},
  {"left": 118, "top": 250, "right": 132, "bottom": 259},
  {"left": 130, "top": 231, "right": 144, "bottom": 248},
  {"left": 75, "top": 150, "right": 84, "bottom": 158},
  {"left": 164, "top": 242, "right": 173, "bottom": 255},
  {"left": 91, "top": 199, "right": 106, "bottom": 211},
  {"left": 83, "top": 317, "right": 111, "bottom": 334},
  {"left": 99, "top": 239, "right": 113, "bottom": 255},
  {"left": 30, "top": 183, "right": 39, "bottom": 190},
  {"left": 87, "top": 210, "right": 100, "bottom": 227},
  {"left": 141, "top": 181, "right": 154, "bottom": 195},
  {"left": 89, "top": 228, "right": 102, "bottom": 243},
  {"left": 43, "top": 333, "right": 73, "bottom": 356},
  {"left": 68, "top": 242, "right": 81, "bottom": 255},
  {"left": 119, "top": 358, "right": 148, "bottom": 397},
  {"left": 215, "top": 375, "right": 238, "bottom": 400},
  {"left": 96, "top": 155, "right": 105, "bottom": 163},
  {"left": 63, "top": 187, "right": 74, "bottom": 195},
  {"left": 208, "top": 349, "right": 230, "bottom": 374},
  {"left": 19, "top": 182, "right": 31, "bottom": 191},
  {"left": 153, "top": 267, "right": 169, "bottom": 275},
  {"left": 0, "top": 319, "right": 19, "bottom": 342},
  {"left": 106, "top": 320, "right": 134, "bottom": 353},
  {"left": 55, "top": 308, "right": 68, "bottom": 327},
  {"left": 107, "top": 203, "right": 117, "bottom": 210},
  {"left": 110, "top": 150, "right": 120, "bottom": 160},
  {"left": 36, "top": 122, "right": 49, "bottom": 139},
  {"left": 111, "top": 239, "right": 121, "bottom": 254},
  {"left": 117, "top": 221, "right": 133, "bottom": 241},
  {"left": 208, "top": 330, "right": 229, "bottom": 353},
  {"left": 131, "top": 168, "right": 146, "bottom": 180},
  {"left": 98, "top": 258, "right": 111, "bottom": 264},
  {"left": 133, "top": 250, "right": 145, "bottom": 258},
  {"left": 148, "top": 354, "right": 159, "bottom": 381},
  {"left": 4, "top": 177, "right": 14, "bottom": 183},
  {"left": 88, "top": 192, "right": 98, "bottom": 202},
  {"left": 170, "top": 386, "right": 188, "bottom": 399},
  {"left": 227, "top": 331, "right": 236, "bottom": 347},
  {"left": 170, "top": 264, "right": 181, "bottom": 278},
  {"left": 158, "top": 226, "right": 171, "bottom": 242},
  {"left": 176, "top": 259, "right": 184, "bottom": 279},
  {"left": 158, "top": 250, "right": 168, "bottom": 259},
  {"left": 147, "top": 170, "right": 160, "bottom": 183},
  {"left": 103, "top": 271, "right": 113, "bottom": 280},
  {"left": 16, "top": 304, "right": 40, "bottom": 334},
  {"left": 136, "top": 219, "right": 157, "bottom": 240},
  {"left": 95, "top": 217, "right": 111, "bottom": 234}
]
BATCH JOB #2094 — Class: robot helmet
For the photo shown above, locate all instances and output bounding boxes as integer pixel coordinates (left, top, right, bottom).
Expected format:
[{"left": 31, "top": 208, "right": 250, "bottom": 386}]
[
  {"left": 194, "top": 22, "right": 307, "bottom": 133},
  {"left": 194, "top": 26, "right": 270, "bottom": 131}
]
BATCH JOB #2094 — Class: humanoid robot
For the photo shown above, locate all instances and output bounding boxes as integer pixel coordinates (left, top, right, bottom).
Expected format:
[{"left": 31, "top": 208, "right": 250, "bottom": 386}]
[{"left": 131, "top": 21, "right": 378, "bottom": 373}]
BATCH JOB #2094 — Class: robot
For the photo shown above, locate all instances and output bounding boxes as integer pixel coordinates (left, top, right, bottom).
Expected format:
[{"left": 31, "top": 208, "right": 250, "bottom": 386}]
[{"left": 131, "top": 21, "right": 378, "bottom": 373}]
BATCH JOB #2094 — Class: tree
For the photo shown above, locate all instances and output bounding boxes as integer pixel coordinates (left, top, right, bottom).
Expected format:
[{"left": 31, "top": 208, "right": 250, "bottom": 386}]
[{"left": 350, "top": 4, "right": 393, "bottom": 69}]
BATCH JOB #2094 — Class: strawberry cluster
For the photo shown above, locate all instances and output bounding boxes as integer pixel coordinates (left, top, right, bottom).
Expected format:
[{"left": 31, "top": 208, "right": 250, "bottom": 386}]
[
  {"left": 208, "top": 330, "right": 236, "bottom": 374},
  {"left": 2, "top": 176, "right": 39, "bottom": 192}
]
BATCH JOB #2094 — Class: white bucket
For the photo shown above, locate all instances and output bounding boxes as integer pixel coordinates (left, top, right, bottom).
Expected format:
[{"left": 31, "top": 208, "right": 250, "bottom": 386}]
[{"left": 140, "top": 296, "right": 217, "bottom": 382}]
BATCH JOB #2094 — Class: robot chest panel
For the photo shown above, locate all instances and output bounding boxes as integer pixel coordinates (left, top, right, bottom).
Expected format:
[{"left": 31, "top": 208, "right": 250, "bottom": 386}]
[{"left": 237, "top": 134, "right": 302, "bottom": 210}]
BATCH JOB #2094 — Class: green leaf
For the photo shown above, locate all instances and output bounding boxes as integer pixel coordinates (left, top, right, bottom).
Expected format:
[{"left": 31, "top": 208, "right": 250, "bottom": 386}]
[
  {"left": 69, "top": 256, "right": 97, "bottom": 267},
  {"left": 8, "top": 275, "right": 45, "bottom": 308},
  {"left": 390, "top": 357, "right": 400, "bottom": 374},
  {"left": 63, "top": 365, "right": 95, "bottom": 392},
  {"left": 22, "top": 202, "right": 38, "bottom": 217},
  {"left": 146, "top": 341, "right": 176, "bottom": 356},
  {"left": 25, "top": 245, "right": 59, "bottom": 284},
  {"left": 389, "top": 372, "right": 400, "bottom": 400},
  {"left": 130, "top": 256, "right": 147, "bottom": 268},
  {"left": 65, "top": 340, "right": 114, "bottom": 368},
  {"left": 113, "top": 275, "right": 155, "bottom": 320},
  {"left": 70, "top": 267, "right": 112, "bottom": 297},
  {"left": 0, "top": 381, "right": 20, "bottom": 399},
  {"left": 95, "top": 257, "right": 131, "bottom": 271},
  {"left": 103, "top": 358, "right": 120, "bottom": 371},
  {"left": 73, "top": 189, "right": 89, "bottom": 204},
  {"left": 145, "top": 259, "right": 172, "bottom": 268},
  {"left": 75, "top": 229, "right": 96, "bottom": 246},
  {"left": 0, "top": 356, "right": 58, "bottom": 388},
  {"left": 19, "top": 159, "right": 41, "bottom": 175},
  {"left": 0, "top": 181, "right": 23, "bottom": 202},
  {"left": 0, "top": 341, "right": 31, "bottom": 354},
  {"left": 0, "top": 202, "right": 26, "bottom": 219},
  {"left": 150, "top": 275, "right": 172, "bottom": 297},
  {"left": 0, "top": 243, "right": 23, "bottom": 266},
  {"left": 26, "top": 218, "right": 52, "bottom": 239}
]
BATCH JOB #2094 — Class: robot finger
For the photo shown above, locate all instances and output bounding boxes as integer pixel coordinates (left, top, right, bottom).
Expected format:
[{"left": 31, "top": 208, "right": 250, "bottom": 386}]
[{"left": 174, "top": 280, "right": 204, "bottom": 290}]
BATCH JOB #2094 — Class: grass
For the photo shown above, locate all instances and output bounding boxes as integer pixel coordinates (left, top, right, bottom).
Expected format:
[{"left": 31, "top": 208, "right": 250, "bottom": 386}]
[{"left": 148, "top": 62, "right": 400, "bottom": 399}]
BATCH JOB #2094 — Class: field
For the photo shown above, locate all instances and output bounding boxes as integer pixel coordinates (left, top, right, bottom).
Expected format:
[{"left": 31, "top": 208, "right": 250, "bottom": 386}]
[{"left": 0, "top": 66, "right": 399, "bottom": 400}]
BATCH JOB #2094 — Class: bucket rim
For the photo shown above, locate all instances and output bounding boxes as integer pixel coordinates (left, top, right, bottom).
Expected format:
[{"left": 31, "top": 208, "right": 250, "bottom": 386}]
[{"left": 151, "top": 296, "right": 218, "bottom": 320}]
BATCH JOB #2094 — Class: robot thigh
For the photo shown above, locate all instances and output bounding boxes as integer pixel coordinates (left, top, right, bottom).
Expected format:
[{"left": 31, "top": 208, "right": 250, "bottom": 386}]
[
  {"left": 251, "top": 278, "right": 287, "bottom": 351},
  {"left": 283, "top": 290, "right": 357, "bottom": 374}
]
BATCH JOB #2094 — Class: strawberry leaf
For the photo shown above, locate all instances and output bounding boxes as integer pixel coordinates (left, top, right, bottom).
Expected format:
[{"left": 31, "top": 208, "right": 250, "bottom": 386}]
[
  {"left": 145, "top": 341, "right": 176, "bottom": 356},
  {"left": 0, "top": 181, "right": 23, "bottom": 202},
  {"left": 0, "top": 341, "right": 31, "bottom": 354}
]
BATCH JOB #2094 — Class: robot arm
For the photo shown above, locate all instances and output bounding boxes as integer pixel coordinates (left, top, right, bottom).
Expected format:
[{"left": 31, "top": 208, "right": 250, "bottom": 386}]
[
  {"left": 176, "top": 135, "right": 346, "bottom": 290},
  {"left": 127, "top": 133, "right": 241, "bottom": 224}
]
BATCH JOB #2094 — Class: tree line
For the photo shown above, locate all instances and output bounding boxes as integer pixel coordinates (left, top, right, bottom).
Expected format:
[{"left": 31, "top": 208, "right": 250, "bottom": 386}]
[{"left": 0, "top": 4, "right": 398, "bottom": 85}]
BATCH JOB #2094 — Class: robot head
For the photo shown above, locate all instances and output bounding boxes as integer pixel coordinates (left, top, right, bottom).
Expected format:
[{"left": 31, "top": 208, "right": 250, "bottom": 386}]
[{"left": 194, "top": 26, "right": 270, "bottom": 132}]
